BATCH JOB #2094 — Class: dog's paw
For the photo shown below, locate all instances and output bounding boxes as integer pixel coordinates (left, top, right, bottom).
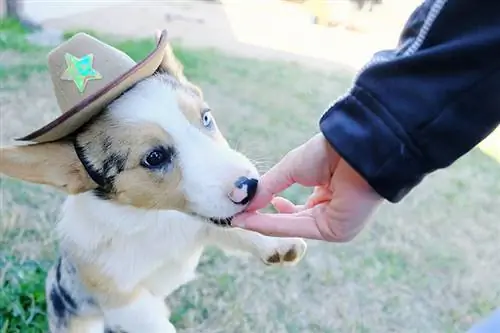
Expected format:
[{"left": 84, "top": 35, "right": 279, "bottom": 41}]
[{"left": 261, "top": 238, "right": 307, "bottom": 266}]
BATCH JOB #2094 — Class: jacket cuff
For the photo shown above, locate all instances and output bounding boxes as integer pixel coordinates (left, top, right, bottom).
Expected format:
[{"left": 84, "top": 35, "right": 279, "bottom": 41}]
[{"left": 319, "top": 85, "right": 427, "bottom": 203}]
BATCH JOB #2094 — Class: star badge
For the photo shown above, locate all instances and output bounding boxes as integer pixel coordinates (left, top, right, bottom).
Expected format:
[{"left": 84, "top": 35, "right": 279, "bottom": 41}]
[{"left": 60, "top": 53, "right": 102, "bottom": 93}]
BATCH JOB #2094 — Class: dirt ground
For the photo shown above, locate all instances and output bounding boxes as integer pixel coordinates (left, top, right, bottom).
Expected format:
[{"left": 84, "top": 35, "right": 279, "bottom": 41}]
[{"left": 32, "top": 0, "right": 417, "bottom": 71}]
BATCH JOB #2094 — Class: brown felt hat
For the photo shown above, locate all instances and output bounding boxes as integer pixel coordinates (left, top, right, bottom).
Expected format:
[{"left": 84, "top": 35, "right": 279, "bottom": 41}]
[{"left": 17, "top": 29, "right": 170, "bottom": 143}]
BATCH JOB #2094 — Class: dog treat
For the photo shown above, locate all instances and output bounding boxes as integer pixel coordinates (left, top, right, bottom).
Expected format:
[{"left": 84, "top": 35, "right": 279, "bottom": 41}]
[{"left": 228, "top": 176, "right": 258, "bottom": 205}]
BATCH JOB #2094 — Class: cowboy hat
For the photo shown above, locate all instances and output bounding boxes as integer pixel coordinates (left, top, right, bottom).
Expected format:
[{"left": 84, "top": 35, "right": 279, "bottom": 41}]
[{"left": 16, "top": 29, "right": 170, "bottom": 143}]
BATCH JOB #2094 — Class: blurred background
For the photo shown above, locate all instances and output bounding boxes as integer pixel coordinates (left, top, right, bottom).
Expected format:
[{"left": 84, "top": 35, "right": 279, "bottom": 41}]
[{"left": 1, "top": 1, "right": 499, "bottom": 332}]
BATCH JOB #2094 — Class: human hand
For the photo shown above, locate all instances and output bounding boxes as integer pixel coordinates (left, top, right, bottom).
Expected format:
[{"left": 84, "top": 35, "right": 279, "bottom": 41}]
[{"left": 232, "top": 133, "right": 384, "bottom": 242}]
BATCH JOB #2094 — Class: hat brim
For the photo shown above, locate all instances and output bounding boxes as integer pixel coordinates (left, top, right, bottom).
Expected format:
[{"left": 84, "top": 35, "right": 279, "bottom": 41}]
[{"left": 16, "top": 30, "right": 170, "bottom": 143}]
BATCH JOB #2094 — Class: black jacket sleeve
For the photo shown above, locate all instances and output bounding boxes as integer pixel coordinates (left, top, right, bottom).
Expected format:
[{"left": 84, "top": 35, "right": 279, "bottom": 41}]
[{"left": 319, "top": 0, "right": 500, "bottom": 203}]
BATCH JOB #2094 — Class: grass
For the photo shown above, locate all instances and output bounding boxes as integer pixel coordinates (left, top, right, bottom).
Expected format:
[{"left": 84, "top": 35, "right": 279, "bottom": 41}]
[
  {"left": 0, "top": 19, "right": 47, "bottom": 84},
  {"left": 1, "top": 18, "right": 500, "bottom": 333},
  {"left": 0, "top": 257, "right": 51, "bottom": 332},
  {"left": 0, "top": 19, "right": 39, "bottom": 52}
]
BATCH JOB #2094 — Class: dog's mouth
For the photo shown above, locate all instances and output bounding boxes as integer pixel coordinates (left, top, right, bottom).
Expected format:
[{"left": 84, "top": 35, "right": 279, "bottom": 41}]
[
  {"left": 208, "top": 216, "right": 234, "bottom": 227},
  {"left": 189, "top": 213, "right": 234, "bottom": 227},
  {"left": 187, "top": 175, "right": 257, "bottom": 228}
]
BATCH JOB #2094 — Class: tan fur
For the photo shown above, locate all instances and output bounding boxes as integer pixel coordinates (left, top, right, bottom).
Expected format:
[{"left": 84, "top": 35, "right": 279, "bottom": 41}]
[
  {"left": 77, "top": 260, "right": 143, "bottom": 309},
  {"left": 175, "top": 88, "right": 228, "bottom": 145},
  {"left": 159, "top": 44, "right": 203, "bottom": 99},
  {"left": 58, "top": 233, "right": 146, "bottom": 311},
  {"left": 67, "top": 316, "right": 103, "bottom": 333},
  {"left": 0, "top": 142, "right": 95, "bottom": 194},
  {"left": 113, "top": 166, "right": 185, "bottom": 210},
  {"left": 175, "top": 88, "right": 206, "bottom": 125},
  {"left": 77, "top": 118, "right": 188, "bottom": 210}
]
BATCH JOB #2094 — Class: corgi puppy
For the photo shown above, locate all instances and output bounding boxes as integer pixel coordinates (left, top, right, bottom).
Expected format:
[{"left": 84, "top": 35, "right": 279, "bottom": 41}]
[{"left": 0, "top": 43, "right": 307, "bottom": 332}]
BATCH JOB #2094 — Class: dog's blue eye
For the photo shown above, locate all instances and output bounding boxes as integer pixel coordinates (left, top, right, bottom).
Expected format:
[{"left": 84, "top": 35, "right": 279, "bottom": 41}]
[
  {"left": 141, "top": 147, "right": 173, "bottom": 169},
  {"left": 201, "top": 109, "right": 214, "bottom": 129}
]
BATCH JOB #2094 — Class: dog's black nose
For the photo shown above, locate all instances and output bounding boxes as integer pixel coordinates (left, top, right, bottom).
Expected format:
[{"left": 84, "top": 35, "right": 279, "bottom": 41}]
[{"left": 228, "top": 176, "right": 258, "bottom": 205}]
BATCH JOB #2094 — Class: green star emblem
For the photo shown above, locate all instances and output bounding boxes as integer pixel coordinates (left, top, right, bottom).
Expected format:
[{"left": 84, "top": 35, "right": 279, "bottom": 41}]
[{"left": 60, "top": 53, "right": 102, "bottom": 93}]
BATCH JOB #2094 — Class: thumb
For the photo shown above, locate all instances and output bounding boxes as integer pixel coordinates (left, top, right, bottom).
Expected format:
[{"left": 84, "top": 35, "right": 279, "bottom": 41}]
[{"left": 246, "top": 153, "right": 297, "bottom": 211}]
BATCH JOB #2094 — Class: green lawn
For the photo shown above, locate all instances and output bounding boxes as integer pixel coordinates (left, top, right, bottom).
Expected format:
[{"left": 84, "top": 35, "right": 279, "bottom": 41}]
[{"left": 1, "top": 19, "right": 499, "bottom": 333}]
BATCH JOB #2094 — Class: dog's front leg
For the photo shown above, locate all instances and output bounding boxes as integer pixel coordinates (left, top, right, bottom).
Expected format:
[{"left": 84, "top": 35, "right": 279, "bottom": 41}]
[
  {"left": 103, "top": 289, "right": 176, "bottom": 333},
  {"left": 205, "top": 227, "right": 307, "bottom": 266}
]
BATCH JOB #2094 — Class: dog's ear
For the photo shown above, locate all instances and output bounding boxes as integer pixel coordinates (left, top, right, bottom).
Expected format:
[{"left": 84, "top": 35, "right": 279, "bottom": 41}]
[
  {"left": 155, "top": 31, "right": 203, "bottom": 98},
  {"left": 0, "top": 142, "right": 96, "bottom": 194},
  {"left": 159, "top": 42, "right": 188, "bottom": 83}
]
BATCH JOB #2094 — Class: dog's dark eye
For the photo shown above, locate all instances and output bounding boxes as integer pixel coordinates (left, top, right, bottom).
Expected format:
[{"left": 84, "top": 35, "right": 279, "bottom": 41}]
[
  {"left": 141, "top": 147, "right": 173, "bottom": 169},
  {"left": 201, "top": 109, "right": 214, "bottom": 129}
]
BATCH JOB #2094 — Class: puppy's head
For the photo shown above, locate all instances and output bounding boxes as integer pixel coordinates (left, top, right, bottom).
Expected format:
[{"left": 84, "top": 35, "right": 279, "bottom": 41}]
[{"left": 0, "top": 45, "right": 259, "bottom": 226}]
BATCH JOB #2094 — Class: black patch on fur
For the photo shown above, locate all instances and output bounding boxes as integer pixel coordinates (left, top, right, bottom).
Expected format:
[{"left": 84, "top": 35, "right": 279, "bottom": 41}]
[
  {"left": 93, "top": 187, "right": 113, "bottom": 200},
  {"left": 92, "top": 151, "right": 127, "bottom": 200},
  {"left": 102, "top": 152, "right": 126, "bottom": 179},
  {"left": 73, "top": 139, "right": 109, "bottom": 189},
  {"left": 58, "top": 283, "right": 77, "bottom": 310},
  {"left": 63, "top": 108, "right": 126, "bottom": 197},
  {"left": 49, "top": 287, "right": 68, "bottom": 320},
  {"left": 55, "top": 258, "right": 78, "bottom": 310},
  {"left": 73, "top": 135, "right": 129, "bottom": 200},
  {"left": 55, "top": 257, "right": 62, "bottom": 282},
  {"left": 102, "top": 136, "right": 112, "bottom": 153}
]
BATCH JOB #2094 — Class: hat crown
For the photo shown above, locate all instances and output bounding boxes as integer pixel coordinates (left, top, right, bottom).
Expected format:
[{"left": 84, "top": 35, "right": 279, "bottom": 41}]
[
  {"left": 16, "top": 29, "right": 169, "bottom": 143},
  {"left": 48, "top": 33, "right": 137, "bottom": 114}
]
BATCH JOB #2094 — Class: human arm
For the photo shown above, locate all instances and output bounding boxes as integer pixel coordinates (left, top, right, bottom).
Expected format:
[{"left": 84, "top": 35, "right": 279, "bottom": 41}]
[{"left": 320, "top": 0, "right": 500, "bottom": 203}]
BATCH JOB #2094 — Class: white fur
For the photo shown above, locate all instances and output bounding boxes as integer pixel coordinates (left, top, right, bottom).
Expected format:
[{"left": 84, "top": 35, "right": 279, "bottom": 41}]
[
  {"left": 104, "top": 289, "right": 176, "bottom": 333},
  {"left": 59, "top": 194, "right": 205, "bottom": 294}
]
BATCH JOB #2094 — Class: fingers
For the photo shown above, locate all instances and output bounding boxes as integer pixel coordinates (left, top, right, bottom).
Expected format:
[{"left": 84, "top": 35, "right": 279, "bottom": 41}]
[
  {"left": 236, "top": 153, "right": 384, "bottom": 243},
  {"left": 232, "top": 211, "right": 324, "bottom": 240},
  {"left": 245, "top": 133, "right": 339, "bottom": 212},
  {"left": 305, "top": 186, "right": 332, "bottom": 208},
  {"left": 234, "top": 195, "right": 378, "bottom": 242},
  {"left": 246, "top": 153, "right": 297, "bottom": 211},
  {"left": 271, "top": 196, "right": 305, "bottom": 213},
  {"left": 311, "top": 161, "right": 383, "bottom": 242},
  {"left": 234, "top": 159, "right": 383, "bottom": 242}
]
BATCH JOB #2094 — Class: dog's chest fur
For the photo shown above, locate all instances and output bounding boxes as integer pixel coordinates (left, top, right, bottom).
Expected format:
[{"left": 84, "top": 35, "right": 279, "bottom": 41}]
[
  {"left": 45, "top": 192, "right": 212, "bottom": 332},
  {"left": 57, "top": 193, "right": 207, "bottom": 297}
]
